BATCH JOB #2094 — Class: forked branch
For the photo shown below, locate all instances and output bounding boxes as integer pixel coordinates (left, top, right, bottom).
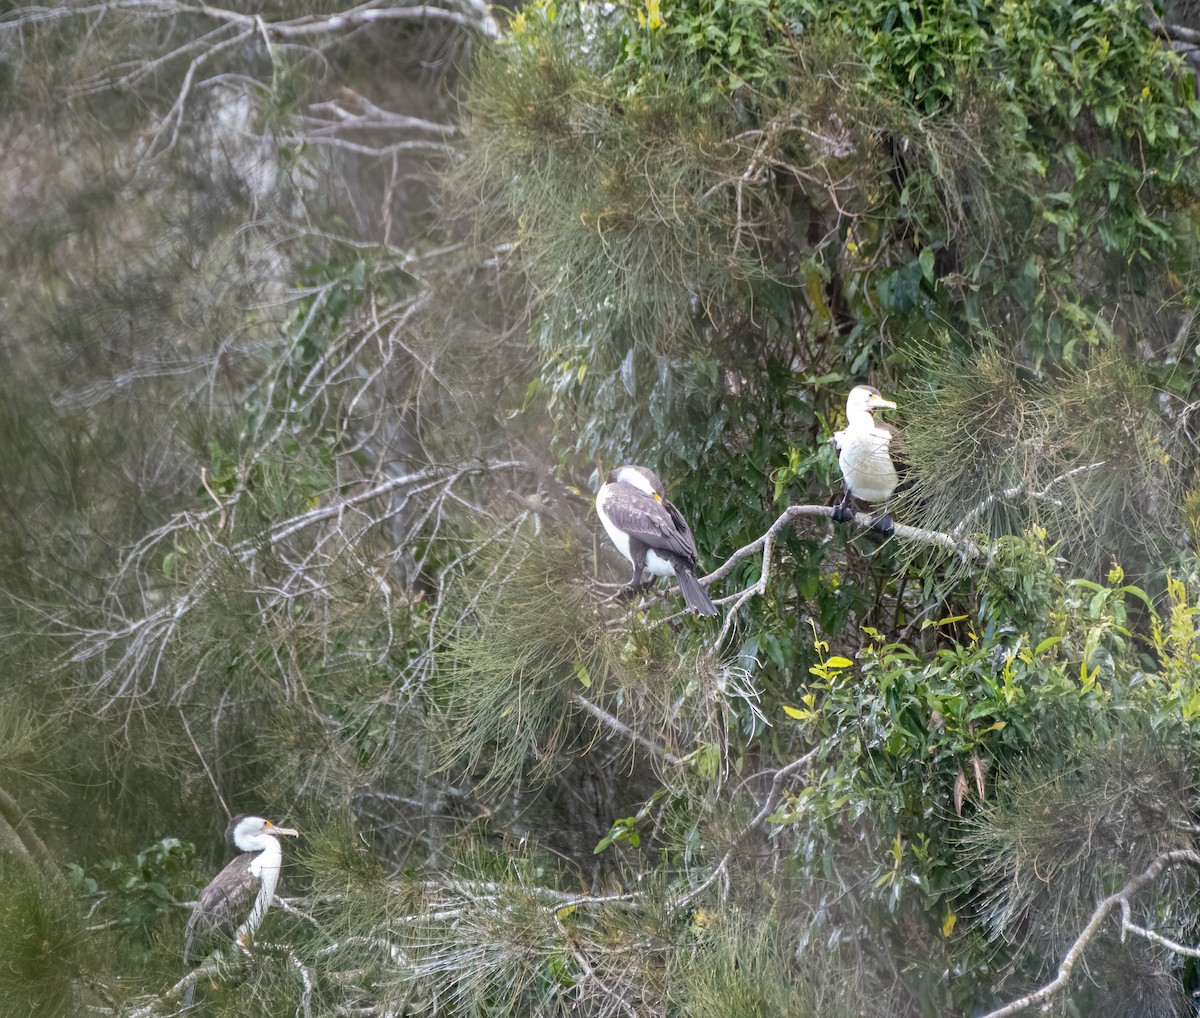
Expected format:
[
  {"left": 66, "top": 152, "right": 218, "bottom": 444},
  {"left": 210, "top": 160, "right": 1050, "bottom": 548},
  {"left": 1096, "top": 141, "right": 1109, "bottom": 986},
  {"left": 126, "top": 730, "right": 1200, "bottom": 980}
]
[
  {"left": 687, "top": 503, "right": 983, "bottom": 646},
  {"left": 979, "top": 848, "right": 1200, "bottom": 1018}
]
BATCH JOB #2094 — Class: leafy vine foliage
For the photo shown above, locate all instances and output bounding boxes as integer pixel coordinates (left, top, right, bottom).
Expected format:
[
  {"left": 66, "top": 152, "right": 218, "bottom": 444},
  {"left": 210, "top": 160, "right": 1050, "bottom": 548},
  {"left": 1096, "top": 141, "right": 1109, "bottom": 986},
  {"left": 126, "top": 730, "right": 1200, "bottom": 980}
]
[{"left": 0, "top": 0, "right": 1199, "bottom": 1016}]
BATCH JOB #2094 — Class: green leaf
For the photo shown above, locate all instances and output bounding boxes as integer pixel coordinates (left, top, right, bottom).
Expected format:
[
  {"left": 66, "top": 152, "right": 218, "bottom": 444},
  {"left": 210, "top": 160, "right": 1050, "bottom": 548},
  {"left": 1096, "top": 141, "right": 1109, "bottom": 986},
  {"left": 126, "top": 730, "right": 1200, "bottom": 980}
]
[
  {"left": 1116, "top": 584, "right": 1154, "bottom": 612},
  {"left": 1034, "top": 636, "right": 1062, "bottom": 656},
  {"left": 918, "top": 246, "right": 936, "bottom": 282}
]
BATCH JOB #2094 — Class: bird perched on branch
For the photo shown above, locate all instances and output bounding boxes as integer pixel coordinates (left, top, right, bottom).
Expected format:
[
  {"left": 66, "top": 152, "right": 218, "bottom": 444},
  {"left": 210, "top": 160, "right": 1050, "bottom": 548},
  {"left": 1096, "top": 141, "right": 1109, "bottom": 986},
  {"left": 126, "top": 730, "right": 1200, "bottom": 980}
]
[
  {"left": 183, "top": 814, "right": 299, "bottom": 1005},
  {"left": 831, "top": 384, "right": 905, "bottom": 536},
  {"left": 595, "top": 465, "right": 718, "bottom": 616}
]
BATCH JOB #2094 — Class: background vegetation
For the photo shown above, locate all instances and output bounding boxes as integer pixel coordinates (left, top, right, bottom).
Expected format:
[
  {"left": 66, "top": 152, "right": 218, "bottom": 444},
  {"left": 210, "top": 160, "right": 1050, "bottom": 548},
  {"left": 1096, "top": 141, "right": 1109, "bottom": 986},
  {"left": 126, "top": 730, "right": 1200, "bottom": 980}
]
[{"left": 1, "top": 0, "right": 1200, "bottom": 1015}]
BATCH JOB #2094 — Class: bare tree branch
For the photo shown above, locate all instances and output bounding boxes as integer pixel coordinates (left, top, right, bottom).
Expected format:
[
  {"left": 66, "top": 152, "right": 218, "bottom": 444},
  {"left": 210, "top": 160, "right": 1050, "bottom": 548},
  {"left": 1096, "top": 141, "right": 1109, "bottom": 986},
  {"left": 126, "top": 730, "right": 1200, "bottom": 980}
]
[
  {"left": 49, "top": 458, "right": 531, "bottom": 715},
  {"left": 572, "top": 694, "right": 683, "bottom": 766},
  {"left": 688, "top": 503, "right": 982, "bottom": 646},
  {"left": 1147, "top": 17, "right": 1200, "bottom": 46},
  {"left": 980, "top": 848, "right": 1200, "bottom": 1018},
  {"left": 0, "top": 1, "right": 498, "bottom": 41},
  {"left": 0, "top": 785, "right": 58, "bottom": 877},
  {"left": 951, "top": 461, "right": 1107, "bottom": 539}
]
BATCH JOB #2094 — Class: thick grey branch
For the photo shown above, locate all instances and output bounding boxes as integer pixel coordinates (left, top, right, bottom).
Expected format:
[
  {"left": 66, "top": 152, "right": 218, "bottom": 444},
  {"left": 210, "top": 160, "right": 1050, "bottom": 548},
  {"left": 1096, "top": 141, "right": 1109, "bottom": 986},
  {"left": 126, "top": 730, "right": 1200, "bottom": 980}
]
[
  {"left": 696, "top": 503, "right": 981, "bottom": 646},
  {"left": 1147, "top": 16, "right": 1200, "bottom": 47}
]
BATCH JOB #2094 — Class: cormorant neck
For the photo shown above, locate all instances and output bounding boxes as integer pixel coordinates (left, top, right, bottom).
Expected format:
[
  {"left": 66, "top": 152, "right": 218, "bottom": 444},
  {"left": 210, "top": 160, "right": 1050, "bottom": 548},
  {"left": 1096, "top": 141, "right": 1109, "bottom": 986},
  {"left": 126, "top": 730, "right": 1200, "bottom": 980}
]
[
  {"left": 249, "top": 837, "right": 282, "bottom": 877},
  {"left": 235, "top": 831, "right": 280, "bottom": 855},
  {"left": 846, "top": 406, "right": 877, "bottom": 430}
]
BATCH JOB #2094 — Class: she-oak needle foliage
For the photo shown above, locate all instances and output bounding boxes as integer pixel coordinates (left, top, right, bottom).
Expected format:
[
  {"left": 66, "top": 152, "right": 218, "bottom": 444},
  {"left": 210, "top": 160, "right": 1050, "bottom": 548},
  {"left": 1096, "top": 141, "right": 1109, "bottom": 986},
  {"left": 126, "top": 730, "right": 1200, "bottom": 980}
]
[
  {"left": 436, "top": 537, "right": 634, "bottom": 791},
  {"left": 1, "top": 0, "right": 1200, "bottom": 1015}
]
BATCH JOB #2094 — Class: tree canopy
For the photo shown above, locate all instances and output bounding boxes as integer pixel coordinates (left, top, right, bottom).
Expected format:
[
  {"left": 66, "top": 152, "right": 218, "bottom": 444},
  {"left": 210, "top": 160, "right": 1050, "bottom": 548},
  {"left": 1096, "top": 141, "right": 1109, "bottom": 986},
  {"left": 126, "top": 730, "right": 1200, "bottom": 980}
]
[{"left": 1, "top": 0, "right": 1200, "bottom": 1015}]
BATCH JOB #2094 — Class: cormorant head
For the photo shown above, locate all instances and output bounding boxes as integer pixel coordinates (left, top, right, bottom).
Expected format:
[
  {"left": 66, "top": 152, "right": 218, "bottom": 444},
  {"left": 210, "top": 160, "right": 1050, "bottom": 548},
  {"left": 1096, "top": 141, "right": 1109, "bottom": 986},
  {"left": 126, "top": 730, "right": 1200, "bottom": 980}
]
[
  {"left": 845, "top": 384, "right": 897, "bottom": 417},
  {"left": 226, "top": 814, "right": 300, "bottom": 852},
  {"left": 610, "top": 465, "right": 666, "bottom": 502}
]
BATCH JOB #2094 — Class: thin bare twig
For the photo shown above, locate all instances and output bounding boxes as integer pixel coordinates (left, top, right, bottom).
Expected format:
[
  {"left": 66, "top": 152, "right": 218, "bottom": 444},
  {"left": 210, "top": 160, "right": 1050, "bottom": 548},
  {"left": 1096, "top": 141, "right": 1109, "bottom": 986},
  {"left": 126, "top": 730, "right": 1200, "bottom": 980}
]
[
  {"left": 675, "top": 746, "right": 819, "bottom": 909},
  {"left": 178, "top": 708, "right": 230, "bottom": 817},
  {"left": 951, "top": 462, "right": 1106, "bottom": 539}
]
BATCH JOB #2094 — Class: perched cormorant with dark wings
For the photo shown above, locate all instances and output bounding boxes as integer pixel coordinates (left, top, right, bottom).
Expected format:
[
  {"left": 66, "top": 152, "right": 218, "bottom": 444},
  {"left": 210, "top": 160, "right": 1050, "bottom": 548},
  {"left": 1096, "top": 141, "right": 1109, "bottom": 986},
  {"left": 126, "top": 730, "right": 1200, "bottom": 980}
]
[
  {"left": 595, "top": 465, "right": 718, "bottom": 616},
  {"left": 183, "top": 814, "right": 299, "bottom": 1005},
  {"left": 831, "top": 384, "right": 905, "bottom": 536}
]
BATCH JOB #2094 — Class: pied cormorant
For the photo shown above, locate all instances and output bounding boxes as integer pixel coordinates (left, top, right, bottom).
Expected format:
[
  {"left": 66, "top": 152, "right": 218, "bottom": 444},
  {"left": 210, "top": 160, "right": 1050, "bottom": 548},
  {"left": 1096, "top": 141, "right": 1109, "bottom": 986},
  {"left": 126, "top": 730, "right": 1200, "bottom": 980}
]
[
  {"left": 182, "top": 814, "right": 299, "bottom": 1004},
  {"left": 831, "top": 384, "right": 905, "bottom": 535},
  {"left": 595, "top": 465, "right": 719, "bottom": 616}
]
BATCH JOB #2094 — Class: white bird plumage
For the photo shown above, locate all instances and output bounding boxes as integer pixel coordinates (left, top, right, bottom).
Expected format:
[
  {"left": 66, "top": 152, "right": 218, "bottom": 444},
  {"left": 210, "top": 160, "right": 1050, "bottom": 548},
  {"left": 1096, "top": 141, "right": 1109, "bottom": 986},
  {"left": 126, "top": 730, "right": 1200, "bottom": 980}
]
[{"left": 832, "top": 384, "right": 903, "bottom": 534}]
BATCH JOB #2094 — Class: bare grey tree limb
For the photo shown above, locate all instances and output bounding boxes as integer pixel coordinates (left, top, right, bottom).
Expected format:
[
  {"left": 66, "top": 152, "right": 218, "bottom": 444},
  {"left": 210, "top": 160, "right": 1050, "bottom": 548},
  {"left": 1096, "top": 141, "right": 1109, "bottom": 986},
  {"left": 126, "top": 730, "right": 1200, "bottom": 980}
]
[
  {"left": 49, "top": 458, "right": 532, "bottom": 716},
  {"left": 0, "top": 1, "right": 498, "bottom": 41},
  {"left": 686, "top": 503, "right": 982, "bottom": 646},
  {"left": 0, "top": 785, "right": 58, "bottom": 877},
  {"left": 572, "top": 694, "right": 683, "bottom": 766},
  {"left": 1, "top": 0, "right": 492, "bottom": 172},
  {"left": 124, "top": 955, "right": 226, "bottom": 1016},
  {"left": 951, "top": 461, "right": 1107, "bottom": 539},
  {"left": 1146, "top": 18, "right": 1200, "bottom": 93},
  {"left": 979, "top": 848, "right": 1200, "bottom": 1018}
]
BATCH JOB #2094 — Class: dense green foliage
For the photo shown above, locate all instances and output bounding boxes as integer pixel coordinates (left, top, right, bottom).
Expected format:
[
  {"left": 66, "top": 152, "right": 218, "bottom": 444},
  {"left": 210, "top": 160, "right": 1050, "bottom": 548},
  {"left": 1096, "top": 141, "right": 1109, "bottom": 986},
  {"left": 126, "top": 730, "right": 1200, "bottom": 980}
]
[{"left": 0, "top": 0, "right": 1199, "bottom": 1015}]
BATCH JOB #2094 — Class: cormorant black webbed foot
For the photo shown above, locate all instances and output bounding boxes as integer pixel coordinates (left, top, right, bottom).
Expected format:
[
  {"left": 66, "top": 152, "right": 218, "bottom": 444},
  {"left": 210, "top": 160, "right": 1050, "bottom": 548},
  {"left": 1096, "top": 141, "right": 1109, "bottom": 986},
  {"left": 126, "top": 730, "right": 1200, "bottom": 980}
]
[
  {"left": 831, "top": 490, "right": 856, "bottom": 524},
  {"left": 618, "top": 580, "right": 650, "bottom": 603},
  {"left": 871, "top": 513, "right": 895, "bottom": 537}
]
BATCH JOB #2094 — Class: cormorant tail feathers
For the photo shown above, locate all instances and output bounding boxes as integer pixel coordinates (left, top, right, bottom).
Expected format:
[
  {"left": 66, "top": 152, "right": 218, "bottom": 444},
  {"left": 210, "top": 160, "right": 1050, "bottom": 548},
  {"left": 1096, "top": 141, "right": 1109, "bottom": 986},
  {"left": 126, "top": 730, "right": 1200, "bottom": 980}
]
[{"left": 677, "top": 568, "right": 718, "bottom": 617}]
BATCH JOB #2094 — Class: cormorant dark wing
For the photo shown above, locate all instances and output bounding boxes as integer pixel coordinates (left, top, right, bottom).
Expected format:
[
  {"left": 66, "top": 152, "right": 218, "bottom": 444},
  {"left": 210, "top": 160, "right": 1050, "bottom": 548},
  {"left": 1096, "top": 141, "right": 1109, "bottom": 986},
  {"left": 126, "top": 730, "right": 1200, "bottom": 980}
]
[
  {"left": 184, "top": 853, "right": 258, "bottom": 962},
  {"left": 878, "top": 421, "right": 912, "bottom": 492},
  {"left": 661, "top": 497, "right": 700, "bottom": 550},
  {"left": 602, "top": 482, "right": 698, "bottom": 563}
]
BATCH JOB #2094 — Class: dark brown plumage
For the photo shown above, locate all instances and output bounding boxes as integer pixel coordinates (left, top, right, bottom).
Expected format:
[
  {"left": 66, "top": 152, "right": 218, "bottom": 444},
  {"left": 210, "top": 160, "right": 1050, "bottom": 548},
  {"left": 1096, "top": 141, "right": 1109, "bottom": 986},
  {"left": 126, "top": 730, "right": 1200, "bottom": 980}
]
[{"left": 184, "top": 852, "right": 258, "bottom": 963}]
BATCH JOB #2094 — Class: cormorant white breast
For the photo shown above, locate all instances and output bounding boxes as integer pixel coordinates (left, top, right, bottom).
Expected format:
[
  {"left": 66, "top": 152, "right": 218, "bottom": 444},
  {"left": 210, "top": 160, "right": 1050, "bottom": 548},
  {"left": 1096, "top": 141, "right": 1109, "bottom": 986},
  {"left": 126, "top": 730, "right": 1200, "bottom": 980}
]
[{"left": 831, "top": 384, "right": 904, "bottom": 535}]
